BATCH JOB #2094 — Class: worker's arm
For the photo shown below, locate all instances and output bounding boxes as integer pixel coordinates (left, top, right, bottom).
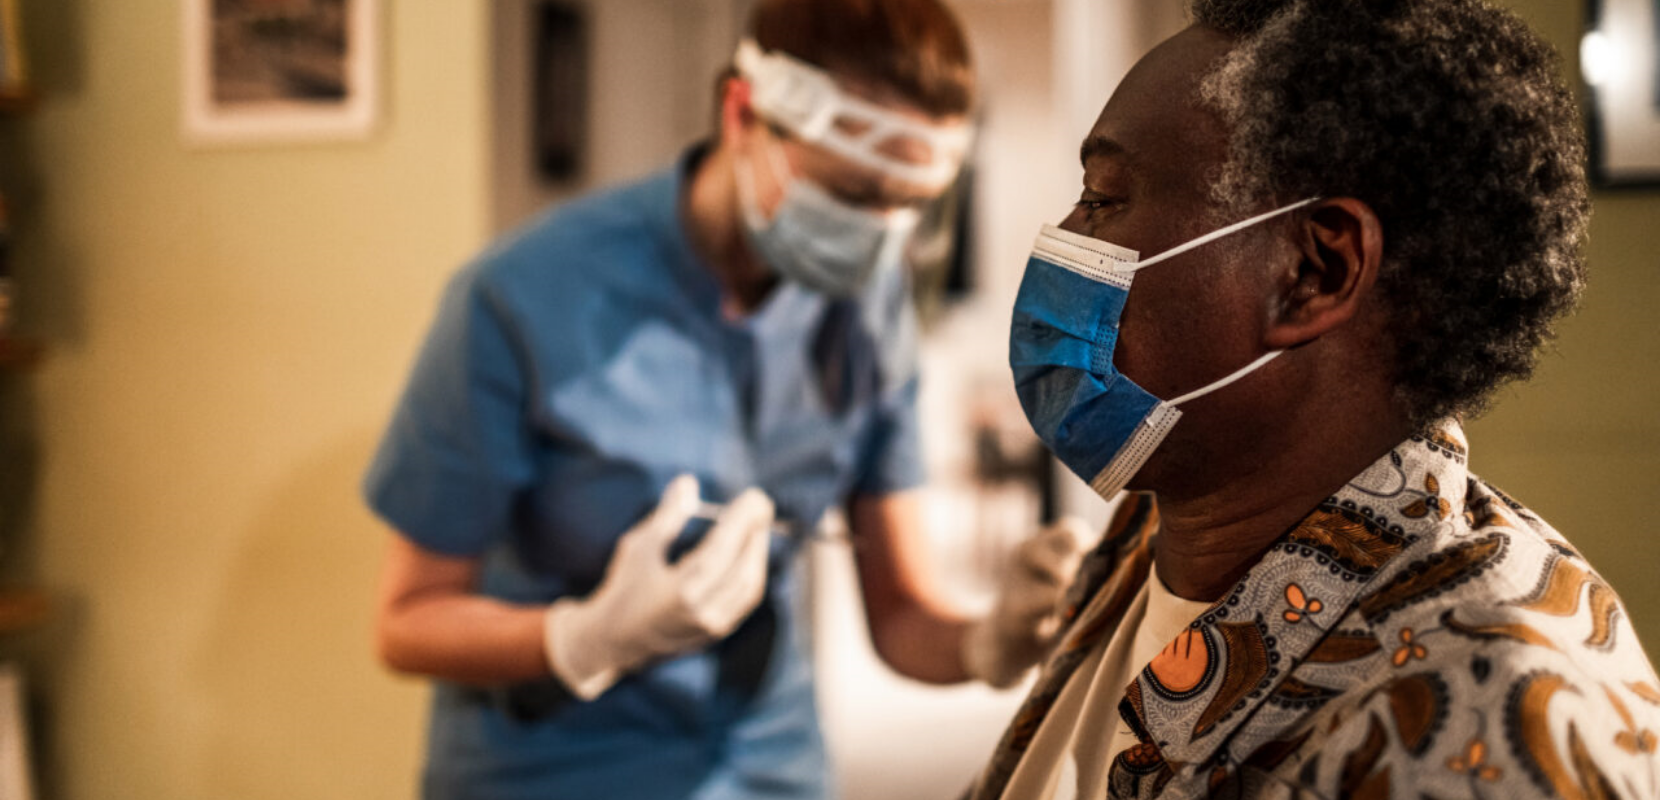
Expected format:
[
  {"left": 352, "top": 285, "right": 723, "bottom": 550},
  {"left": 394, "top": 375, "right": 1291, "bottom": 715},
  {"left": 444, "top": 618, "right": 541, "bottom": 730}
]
[
  {"left": 374, "top": 475, "right": 775, "bottom": 697},
  {"left": 847, "top": 491, "right": 975, "bottom": 684},
  {"left": 374, "top": 535, "right": 550, "bottom": 685},
  {"left": 849, "top": 490, "right": 1091, "bottom": 687}
]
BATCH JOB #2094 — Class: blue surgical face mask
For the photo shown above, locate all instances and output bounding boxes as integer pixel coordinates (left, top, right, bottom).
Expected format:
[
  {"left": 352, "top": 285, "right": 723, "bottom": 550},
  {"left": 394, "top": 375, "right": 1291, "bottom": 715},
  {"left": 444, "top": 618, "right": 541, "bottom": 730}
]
[
  {"left": 734, "top": 136, "right": 920, "bottom": 297},
  {"left": 1009, "top": 199, "right": 1318, "bottom": 499}
]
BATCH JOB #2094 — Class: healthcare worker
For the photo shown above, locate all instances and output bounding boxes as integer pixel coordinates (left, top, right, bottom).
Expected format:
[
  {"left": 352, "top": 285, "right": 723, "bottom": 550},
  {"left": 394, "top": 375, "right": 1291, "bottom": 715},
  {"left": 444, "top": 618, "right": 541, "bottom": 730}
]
[{"left": 366, "top": 1, "right": 1089, "bottom": 798}]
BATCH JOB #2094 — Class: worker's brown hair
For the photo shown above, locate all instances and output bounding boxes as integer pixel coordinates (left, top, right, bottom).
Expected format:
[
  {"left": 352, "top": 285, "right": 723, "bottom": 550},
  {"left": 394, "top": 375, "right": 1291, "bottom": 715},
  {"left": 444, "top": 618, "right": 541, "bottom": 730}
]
[{"left": 743, "top": 0, "right": 976, "bottom": 116}]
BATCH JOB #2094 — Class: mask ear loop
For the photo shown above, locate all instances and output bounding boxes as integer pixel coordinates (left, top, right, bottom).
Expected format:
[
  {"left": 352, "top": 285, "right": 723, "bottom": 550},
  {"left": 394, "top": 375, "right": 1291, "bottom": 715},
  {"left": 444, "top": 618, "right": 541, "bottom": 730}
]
[
  {"left": 760, "top": 130, "right": 797, "bottom": 191},
  {"left": 733, "top": 131, "right": 787, "bottom": 233},
  {"left": 1131, "top": 198, "right": 1318, "bottom": 404},
  {"left": 1168, "top": 350, "right": 1284, "bottom": 406},
  {"left": 1114, "top": 197, "right": 1322, "bottom": 274},
  {"left": 731, "top": 128, "right": 800, "bottom": 232}
]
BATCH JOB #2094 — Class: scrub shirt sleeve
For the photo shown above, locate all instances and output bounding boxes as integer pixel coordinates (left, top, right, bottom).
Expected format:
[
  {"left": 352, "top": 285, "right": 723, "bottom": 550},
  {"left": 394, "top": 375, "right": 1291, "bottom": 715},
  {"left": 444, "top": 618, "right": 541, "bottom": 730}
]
[
  {"left": 363, "top": 267, "right": 537, "bottom": 556},
  {"left": 851, "top": 374, "right": 926, "bottom": 496}
]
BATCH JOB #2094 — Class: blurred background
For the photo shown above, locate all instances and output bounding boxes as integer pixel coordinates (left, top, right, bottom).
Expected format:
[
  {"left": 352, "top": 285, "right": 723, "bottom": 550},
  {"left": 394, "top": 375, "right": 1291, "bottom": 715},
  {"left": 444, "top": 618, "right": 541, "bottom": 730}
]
[{"left": 0, "top": 1, "right": 1652, "bottom": 799}]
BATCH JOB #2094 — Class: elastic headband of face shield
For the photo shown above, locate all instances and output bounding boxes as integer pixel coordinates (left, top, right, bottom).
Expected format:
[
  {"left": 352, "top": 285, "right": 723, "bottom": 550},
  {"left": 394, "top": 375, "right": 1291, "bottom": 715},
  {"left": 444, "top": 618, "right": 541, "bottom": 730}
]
[{"left": 733, "top": 39, "right": 972, "bottom": 194}]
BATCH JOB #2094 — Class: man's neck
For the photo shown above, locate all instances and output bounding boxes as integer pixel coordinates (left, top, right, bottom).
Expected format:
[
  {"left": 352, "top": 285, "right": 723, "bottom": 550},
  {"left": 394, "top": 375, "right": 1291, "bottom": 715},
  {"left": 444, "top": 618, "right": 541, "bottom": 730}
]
[
  {"left": 1150, "top": 406, "right": 1414, "bottom": 603},
  {"left": 682, "top": 146, "right": 779, "bottom": 316}
]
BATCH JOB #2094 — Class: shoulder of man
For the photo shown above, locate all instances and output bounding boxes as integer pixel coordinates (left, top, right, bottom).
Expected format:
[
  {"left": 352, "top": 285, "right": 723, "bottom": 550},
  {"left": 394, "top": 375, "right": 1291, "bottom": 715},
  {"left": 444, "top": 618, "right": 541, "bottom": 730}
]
[
  {"left": 1280, "top": 631, "right": 1659, "bottom": 800},
  {"left": 1261, "top": 489, "right": 1660, "bottom": 799}
]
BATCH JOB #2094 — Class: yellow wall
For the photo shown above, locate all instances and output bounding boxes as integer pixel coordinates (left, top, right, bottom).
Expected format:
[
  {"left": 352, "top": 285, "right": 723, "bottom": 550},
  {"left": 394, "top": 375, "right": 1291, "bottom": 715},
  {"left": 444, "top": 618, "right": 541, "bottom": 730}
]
[
  {"left": 1468, "top": 0, "right": 1660, "bottom": 662},
  {"left": 0, "top": 2, "right": 489, "bottom": 799}
]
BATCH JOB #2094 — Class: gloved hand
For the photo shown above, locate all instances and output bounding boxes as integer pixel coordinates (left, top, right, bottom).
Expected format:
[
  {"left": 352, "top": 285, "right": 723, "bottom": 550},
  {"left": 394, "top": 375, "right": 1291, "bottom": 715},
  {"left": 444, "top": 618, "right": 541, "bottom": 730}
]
[
  {"left": 962, "top": 517, "right": 1093, "bottom": 688},
  {"left": 543, "top": 474, "right": 775, "bottom": 700}
]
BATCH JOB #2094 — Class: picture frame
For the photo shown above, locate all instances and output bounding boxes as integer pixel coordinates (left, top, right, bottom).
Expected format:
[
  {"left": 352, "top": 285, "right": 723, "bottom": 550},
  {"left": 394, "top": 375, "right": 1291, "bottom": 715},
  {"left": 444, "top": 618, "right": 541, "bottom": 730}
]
[
  {"left": 1582, "top": 0, "right": 1660, "bottom": 188},
  {"left": 181, "top": 0, "right": 380, "bottom": 146}
]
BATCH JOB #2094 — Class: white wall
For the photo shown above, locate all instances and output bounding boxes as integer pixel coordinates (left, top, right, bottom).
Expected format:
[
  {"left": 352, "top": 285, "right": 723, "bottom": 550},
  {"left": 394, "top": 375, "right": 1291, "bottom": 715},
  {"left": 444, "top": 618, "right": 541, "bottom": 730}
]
[{"left": 490, "top": 0, "right": 748, "bottom": 233}]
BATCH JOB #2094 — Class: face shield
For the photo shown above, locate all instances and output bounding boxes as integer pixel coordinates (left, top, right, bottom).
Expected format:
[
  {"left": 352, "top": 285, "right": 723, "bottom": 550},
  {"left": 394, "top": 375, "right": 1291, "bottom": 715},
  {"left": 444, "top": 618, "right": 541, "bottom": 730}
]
[{"left": 733, "top": 39, "right": 972, "bottom": 195}]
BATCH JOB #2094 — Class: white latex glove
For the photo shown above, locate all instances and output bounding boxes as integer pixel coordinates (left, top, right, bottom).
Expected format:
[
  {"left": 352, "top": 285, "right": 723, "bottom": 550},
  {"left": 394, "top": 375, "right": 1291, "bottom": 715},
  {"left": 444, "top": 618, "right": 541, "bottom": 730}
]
[
  {"left": 963, "top": 516, "right": 1093, "bottom": 688},
  {"left": 543, "top": 474, "right": 775, "bottom": 700}
]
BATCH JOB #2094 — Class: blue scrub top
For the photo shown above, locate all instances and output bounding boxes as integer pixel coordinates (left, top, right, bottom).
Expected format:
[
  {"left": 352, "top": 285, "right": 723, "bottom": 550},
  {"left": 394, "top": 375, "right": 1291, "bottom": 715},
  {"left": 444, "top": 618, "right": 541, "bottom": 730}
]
[{"left": 364, "top": 148, "right": 925, "bottom": 800}]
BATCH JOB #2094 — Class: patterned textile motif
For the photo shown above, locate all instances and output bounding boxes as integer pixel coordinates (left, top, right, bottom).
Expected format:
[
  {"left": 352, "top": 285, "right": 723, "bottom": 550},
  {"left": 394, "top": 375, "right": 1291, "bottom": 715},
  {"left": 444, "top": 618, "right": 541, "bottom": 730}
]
[{"left": 968, "top": 422, "right": 1660, "bottom": 799}]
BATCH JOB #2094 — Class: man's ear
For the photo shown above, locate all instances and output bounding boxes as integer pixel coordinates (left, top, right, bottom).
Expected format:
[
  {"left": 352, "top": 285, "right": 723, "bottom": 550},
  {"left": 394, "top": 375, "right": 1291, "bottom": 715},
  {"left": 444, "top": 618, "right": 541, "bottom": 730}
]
[
  {"left": 718, "top": 77, "right": 760, "bottom": 148},
  {"left": 1263, "top": 197, "right": 1384, "bottom": 349}
]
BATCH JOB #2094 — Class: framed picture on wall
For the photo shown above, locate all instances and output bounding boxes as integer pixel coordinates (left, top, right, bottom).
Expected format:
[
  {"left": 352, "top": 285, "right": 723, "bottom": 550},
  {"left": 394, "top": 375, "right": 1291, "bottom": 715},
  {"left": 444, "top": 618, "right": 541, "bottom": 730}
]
[
  {"left": 1582, "top": 0, "right": 1660, "bottom": 187},
  {"left": 181, "top": 0, "right": 380, "bottom": 145}
]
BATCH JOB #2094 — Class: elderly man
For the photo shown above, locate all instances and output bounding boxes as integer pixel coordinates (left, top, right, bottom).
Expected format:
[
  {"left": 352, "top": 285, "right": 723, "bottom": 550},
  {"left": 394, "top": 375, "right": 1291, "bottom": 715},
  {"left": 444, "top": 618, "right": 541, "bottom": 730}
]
[{"left": 972, "top": 0, "right": 1660, "bottom": 798}]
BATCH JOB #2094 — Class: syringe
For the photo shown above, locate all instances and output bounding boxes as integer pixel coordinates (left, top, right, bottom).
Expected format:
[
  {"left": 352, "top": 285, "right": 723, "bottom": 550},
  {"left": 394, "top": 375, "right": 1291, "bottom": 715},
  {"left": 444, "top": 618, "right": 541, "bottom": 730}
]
[{"left": 689, "top": 501, "right": 843, "bottom": 543}]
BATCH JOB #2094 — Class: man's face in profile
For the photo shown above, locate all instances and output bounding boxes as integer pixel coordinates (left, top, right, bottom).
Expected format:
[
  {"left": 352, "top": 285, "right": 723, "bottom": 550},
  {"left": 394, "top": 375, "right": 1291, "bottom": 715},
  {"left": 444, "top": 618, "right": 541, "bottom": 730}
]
[{"left": 1058, "top": 26, "right": 1294, "bottom": 495}]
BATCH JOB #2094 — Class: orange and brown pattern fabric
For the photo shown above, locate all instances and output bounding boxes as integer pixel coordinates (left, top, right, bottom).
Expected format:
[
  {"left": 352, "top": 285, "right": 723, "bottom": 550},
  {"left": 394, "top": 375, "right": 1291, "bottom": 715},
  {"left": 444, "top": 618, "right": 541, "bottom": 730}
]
[{"left": 970, "top": 422, "right": 1660, "bottom": 799}]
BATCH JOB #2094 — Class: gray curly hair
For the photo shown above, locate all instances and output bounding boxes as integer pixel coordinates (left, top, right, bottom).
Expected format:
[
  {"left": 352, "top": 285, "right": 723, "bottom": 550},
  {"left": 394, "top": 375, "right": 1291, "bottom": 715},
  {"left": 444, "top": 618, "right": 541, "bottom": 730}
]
[{"left": 1190, "top": 0, "right": 1590, "bottom": 428}]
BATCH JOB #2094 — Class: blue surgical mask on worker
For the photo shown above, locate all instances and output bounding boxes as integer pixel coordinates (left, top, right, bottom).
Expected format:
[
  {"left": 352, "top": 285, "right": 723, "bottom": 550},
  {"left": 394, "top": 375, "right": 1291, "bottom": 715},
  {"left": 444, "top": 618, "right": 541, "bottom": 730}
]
[
  {"left": 727, "top": 39, "right": 971, "bottom": 297},
  {"left": 1009, "top": 199, "right": 1318, "bottom": 499},
  {"left": 734, "top": 136, "right": 920, "bottom": 297}
]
